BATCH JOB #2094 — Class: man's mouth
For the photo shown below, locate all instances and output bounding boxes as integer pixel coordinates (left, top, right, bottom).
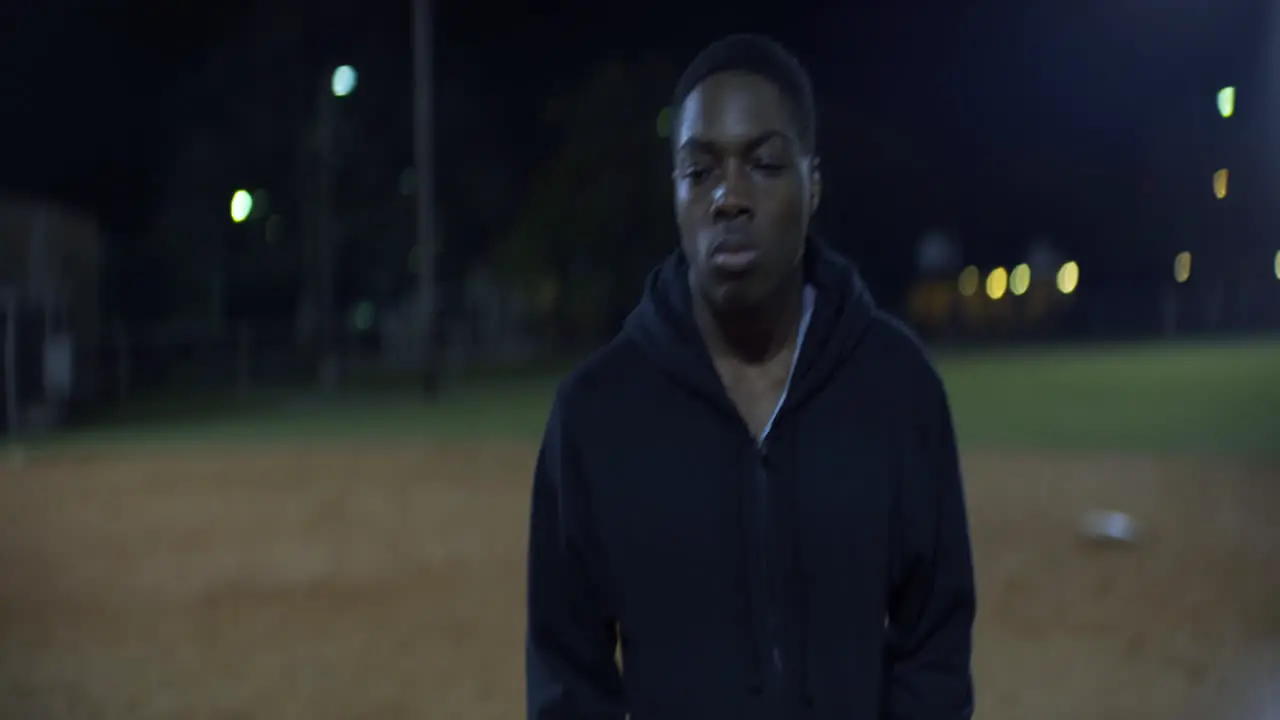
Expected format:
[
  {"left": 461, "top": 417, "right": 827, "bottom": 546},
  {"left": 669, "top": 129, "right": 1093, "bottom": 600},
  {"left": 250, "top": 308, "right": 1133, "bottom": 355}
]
[
  {"left": 709, "top": 248, "right": 759, "bottom": 272},
  {"left": 709, "top": 238, "right": 760, "bottom": 273}
]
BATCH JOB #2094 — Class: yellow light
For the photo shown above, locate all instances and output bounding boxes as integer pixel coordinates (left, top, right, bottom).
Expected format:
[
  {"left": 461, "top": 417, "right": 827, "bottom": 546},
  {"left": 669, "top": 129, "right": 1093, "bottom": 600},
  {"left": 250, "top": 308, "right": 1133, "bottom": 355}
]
[
  {"left": 1056, "top": 261, "right": 1079, "bottom": 295},
  {"left": 1173, "top": 251, "right": 1192, "bottom": 283},
  {"left": 1213, "top": 168, "right": 1229, "bottom": 199},
  {"left": 1009, "top": 263, "right": 1031, "bottom": 296},
  {"left": 957, "top": 265, "right": 980, "bottom": 297},
  {"left": 1274, "top": 250, "right": 1280, "bottom": 280},
  {"left": 985, "top": 266, "right": 1009, "bottom": 300},
  {"left": 1217, "top": 86, "right": 1236, "bottom": 118}
]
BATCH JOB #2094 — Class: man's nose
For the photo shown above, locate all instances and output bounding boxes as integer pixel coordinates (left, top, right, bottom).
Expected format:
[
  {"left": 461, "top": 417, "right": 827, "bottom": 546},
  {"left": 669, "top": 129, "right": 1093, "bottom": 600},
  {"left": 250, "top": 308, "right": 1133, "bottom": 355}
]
[{"left": 711, "top": 167, "right": 753, "bottom": 222}]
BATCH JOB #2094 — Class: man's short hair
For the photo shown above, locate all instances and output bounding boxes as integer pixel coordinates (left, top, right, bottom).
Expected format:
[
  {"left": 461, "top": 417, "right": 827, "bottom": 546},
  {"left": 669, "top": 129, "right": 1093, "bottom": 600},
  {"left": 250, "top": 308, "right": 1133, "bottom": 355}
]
[{"left": 670, "top": 34, "right": 817, "bottom": 154}]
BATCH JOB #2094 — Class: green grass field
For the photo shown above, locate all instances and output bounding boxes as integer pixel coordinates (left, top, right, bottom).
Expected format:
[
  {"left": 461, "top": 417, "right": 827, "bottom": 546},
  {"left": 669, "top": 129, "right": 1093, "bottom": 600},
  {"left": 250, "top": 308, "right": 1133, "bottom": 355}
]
[
  {"left": 939, "top": 340, "right": 1280, "bottom": 457},
  {"left": 43, "top": 340, "right": 1280, "bottom": 460}
]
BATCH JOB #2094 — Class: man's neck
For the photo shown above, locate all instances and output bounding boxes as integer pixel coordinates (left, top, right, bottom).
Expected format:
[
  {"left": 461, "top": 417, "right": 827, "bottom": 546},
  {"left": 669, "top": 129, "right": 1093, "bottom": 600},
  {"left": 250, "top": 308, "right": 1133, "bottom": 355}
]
[{"left": 693, "top": 270, "right": 805, "bottom": 366}]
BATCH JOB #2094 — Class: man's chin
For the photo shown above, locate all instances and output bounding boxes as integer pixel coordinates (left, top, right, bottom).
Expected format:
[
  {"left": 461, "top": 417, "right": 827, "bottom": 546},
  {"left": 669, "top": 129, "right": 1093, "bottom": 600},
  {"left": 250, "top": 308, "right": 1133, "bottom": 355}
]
[{"left": 703, "top": 277, "right": 767, "bottom": 312}]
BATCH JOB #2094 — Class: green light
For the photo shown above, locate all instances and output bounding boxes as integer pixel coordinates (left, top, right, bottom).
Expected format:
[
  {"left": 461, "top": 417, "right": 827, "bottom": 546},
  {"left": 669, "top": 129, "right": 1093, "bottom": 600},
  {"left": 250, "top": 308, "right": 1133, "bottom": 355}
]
[
  {"left": 230, "top": 190, "right": 253, "bottom": 223},
  {"left": 332, "top": 65, "right": 358, "bottom": 97},
  {"left": 1217, "top": 86, "right": 1235, "bottom": 118},
  {"left": 656, "top": 106, "right": 672, "bottom": 139}
]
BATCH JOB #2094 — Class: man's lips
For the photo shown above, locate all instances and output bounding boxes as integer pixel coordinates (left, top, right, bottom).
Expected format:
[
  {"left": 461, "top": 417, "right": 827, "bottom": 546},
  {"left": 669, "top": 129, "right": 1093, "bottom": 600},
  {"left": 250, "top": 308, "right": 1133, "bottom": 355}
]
[
  {"left": 709, "top": 247, "right": 759, "bottom": 272},
  {"left": 709, "top": 237, "right": 760, "bottom": 273}
]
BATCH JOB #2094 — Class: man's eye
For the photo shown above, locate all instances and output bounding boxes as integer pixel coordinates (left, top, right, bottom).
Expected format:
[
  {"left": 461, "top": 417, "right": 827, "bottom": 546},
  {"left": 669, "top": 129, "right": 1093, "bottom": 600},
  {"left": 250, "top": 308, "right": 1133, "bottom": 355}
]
[
  {"left": 753, "top": 161, "right": 786, "bottom": 174},
  {"left": 682, "top": 167, "right": 711, "bottom": 182}
]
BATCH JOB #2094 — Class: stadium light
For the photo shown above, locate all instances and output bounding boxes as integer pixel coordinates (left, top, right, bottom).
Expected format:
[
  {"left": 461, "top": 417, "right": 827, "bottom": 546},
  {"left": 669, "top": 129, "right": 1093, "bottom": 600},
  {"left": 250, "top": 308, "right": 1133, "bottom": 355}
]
[
  {"left": 1174, "top": 251, "right": 1192, "bottom": 283},
  {"left": 957, "top": 265, "right": 980, "bottom": 297},
  {"left": 1056, "top": 261, "right": 1079, "bottom": 295},
  {"left": 1213, "top": 168, "right": 1229, "bottom": 199},
  {"left": 230, "top": 190, "right": 253, "bottom": 223},
  {"left": 1217, "top": 86, "right": 1236, "bottom": 118},
  {"left": 985, "top": 267, "right": 1009, "bottom": 300},
  {"left": 1009, "top": 263, "right": 1031, "bottom": 296},
  {"left": 331, "top": 65, "right": 358, "bottom": 97}
]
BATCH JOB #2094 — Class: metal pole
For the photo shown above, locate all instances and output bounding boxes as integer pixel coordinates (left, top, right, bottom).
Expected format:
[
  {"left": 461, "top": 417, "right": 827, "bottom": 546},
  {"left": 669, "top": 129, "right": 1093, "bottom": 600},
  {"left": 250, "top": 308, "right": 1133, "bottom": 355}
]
[
  {"left": 411, "top": 0, "right": 438, "bottom": 388},
  {"left": 317, "top": 80, "right": 339, "bottom": 391},
  {"left": 4, "top": 292, "right": 18, "bottom": 437},
  {"left": 236, "top": 321, "right": 251, "bottom": 398}
]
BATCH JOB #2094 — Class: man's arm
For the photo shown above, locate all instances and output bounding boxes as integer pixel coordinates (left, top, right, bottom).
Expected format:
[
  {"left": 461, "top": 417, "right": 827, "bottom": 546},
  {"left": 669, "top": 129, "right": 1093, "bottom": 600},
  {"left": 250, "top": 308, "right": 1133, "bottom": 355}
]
[
  {"left": 883, "top": 376, "right": 976, "bottom": 719},
  {"left": 526, "top": 393, "right": 626, "bottom": 720}
]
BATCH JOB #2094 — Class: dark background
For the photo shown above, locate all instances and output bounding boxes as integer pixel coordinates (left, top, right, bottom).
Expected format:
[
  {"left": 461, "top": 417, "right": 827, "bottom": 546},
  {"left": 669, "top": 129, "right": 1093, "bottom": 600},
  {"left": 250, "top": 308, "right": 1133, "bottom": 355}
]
[{"left": 1, "top": 0, "right": 1277, "bottom": 402}]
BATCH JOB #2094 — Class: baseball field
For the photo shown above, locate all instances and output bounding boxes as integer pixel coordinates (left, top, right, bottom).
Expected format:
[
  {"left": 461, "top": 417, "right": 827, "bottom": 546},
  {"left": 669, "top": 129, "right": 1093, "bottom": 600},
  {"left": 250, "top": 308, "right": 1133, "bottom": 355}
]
[{"left": 0, "top": 340, "right": 1276, "bottom": 718}]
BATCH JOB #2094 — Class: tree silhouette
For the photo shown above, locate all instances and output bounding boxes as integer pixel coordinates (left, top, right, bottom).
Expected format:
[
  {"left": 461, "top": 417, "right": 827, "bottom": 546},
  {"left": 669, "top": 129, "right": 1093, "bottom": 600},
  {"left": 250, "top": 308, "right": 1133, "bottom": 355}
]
[{"left": 498, "top": 56, "right": 676, "bottom": 343}]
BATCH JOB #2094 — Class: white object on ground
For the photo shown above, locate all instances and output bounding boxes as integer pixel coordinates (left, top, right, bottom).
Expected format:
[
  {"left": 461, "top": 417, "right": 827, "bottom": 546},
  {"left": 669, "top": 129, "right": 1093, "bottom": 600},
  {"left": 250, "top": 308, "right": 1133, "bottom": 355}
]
[{"left": 1079, "top": 509, "right": 1138, "bottom": 543}]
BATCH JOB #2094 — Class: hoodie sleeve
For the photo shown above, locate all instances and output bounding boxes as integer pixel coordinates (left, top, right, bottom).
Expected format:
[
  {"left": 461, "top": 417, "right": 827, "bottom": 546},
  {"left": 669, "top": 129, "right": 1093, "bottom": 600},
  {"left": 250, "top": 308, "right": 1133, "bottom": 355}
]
[
  {"left": 526, "top": 392, "right": 626, "bottom": 720},
  {"left": 882, "top": 376, "right": 976, "bottom": 720}
]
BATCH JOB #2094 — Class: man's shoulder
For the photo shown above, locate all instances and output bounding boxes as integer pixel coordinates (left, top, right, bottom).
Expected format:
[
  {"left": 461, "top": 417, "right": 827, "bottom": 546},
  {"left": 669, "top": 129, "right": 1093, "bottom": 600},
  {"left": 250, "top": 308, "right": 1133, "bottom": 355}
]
[
  {"left": 858, "top": 309, "right": 947, "bottom": 398},
  {"left": 551, "top": 331, "right": 649, "bottom": 415}
]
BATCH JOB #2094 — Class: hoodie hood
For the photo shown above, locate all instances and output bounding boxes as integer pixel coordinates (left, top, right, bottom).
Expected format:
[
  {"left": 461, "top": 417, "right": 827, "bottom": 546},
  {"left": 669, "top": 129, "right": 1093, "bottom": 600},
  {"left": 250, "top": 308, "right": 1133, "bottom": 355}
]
[{"left": 624, "top": 238, "right": 877, "bottom": 414}]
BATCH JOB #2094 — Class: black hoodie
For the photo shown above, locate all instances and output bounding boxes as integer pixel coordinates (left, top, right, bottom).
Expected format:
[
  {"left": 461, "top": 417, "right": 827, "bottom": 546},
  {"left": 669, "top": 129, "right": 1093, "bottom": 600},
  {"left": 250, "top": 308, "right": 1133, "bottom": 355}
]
[{"left": 526, "top": 241, "right": 975, "bottom": 720}]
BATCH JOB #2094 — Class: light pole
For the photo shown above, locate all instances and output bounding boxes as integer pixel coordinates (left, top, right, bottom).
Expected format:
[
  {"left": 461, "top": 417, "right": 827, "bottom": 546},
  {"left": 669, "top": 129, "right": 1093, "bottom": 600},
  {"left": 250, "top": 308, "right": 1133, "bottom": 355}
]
[
  {"left": 411, "top": 0, "right": 439, "bottom": 394},
  {"left": 316, "top": 65, "right": 357, "bottom": 391},
  {"left": 1213, "top": 86, "right": 1232, "bottom": 329}
]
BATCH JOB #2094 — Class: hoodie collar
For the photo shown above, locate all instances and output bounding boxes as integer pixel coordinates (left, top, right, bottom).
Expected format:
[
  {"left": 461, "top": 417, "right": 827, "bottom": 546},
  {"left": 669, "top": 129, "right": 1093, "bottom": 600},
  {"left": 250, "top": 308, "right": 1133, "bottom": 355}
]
[{"left": 624, "top": 238, "right": 877, "bottom": 415}]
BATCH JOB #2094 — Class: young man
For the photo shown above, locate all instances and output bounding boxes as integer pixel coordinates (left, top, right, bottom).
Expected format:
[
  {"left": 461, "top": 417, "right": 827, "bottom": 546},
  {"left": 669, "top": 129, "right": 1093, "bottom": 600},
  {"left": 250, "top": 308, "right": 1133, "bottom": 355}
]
[{"left": 526, "top": 34, "right": 976, "bottom": 720}]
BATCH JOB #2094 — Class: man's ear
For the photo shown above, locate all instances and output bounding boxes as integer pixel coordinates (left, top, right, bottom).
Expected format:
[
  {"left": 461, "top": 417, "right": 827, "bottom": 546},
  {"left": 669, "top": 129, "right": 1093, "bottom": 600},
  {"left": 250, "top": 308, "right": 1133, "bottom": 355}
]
[{"left": 808, "top": 156, "right": 822, "bottom": 218}]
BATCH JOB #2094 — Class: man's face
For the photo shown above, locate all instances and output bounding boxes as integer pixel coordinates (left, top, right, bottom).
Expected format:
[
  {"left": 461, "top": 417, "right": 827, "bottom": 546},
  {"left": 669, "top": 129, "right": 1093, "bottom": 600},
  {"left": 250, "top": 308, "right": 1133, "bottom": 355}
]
[{"left": 673, "top": 71, "right": 820, "bottom": 310}]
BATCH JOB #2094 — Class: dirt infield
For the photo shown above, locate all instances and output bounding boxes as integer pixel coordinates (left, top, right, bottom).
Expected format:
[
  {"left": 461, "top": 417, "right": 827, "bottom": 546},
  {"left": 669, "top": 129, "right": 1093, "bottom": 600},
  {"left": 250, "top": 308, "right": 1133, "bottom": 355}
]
[{"left": 0, "top": 443, "right": 1275, "bottom": 719}]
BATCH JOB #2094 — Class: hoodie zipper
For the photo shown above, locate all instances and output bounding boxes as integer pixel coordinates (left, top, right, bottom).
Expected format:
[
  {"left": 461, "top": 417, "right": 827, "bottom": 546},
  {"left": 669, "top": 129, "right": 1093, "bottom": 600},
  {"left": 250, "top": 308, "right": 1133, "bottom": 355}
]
[
  {"left": 744, "top": 284, "right": 816, "bottom": 700},
  {"left": 752, "top": 439, "right": 785, "bottom": 693}
]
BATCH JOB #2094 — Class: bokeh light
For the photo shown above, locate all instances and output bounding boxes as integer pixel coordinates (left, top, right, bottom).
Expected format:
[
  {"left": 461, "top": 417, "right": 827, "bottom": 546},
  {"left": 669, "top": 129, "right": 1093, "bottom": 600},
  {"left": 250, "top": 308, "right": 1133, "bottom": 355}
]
[
  {"left": 265, "top": 213, "right": 283, "bottom": 244},
  {"left": 1217, "top": 86, "right": 1235, "bottom": 118},
  {"left": 230, "top": 190, "right": 253, "bottom": 223},
  {"left": 1213, "top": 168, "right": 1229, "bottom": 199},
  {"left": 1173, "top": 251, "right": 1192, "bottom": 284},
  {"left": 957, "top": 265, "right": 980, "bottom": 297},
  {"left": 331, "top": 65, "right": 358, "bottom": 97},
  {"left": 353, "top": 300, "right": 375, "bottom": 331},
  {"left": 985, "top": 267, "right": 1009, "bottom": 300},
  {"left": 1056, "top": 261, "right": 1079, "bottom": 295},
  {"left": 656, "top": 106, "right": 672, "bottom": 139},
  {"left": 1009, "top": 263, "right": 1031, "bottom": 296}
]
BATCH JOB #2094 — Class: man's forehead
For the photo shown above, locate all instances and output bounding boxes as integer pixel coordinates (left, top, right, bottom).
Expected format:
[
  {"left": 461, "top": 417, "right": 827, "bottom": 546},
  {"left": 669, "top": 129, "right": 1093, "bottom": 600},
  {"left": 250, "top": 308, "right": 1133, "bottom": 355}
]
[{"left": 674, "top": 72, "right": 795, "bottom": 149}]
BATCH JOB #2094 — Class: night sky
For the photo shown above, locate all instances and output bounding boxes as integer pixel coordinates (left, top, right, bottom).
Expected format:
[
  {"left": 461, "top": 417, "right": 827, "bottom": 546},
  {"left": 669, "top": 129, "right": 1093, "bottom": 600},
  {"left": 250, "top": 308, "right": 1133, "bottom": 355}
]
[{"left": 1, "top": 0, "right": 1269, "bottom": 249}]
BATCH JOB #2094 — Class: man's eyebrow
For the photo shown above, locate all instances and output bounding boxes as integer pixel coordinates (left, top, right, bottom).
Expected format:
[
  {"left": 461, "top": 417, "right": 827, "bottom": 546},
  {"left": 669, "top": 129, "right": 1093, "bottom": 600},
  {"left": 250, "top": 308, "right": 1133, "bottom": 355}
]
[
  {"left": 743, "top": 130, "right": 789, "bottom": 152},
  {"left": 676, "top": 130, "right": 790, "bottom": 156},
  {"left": 676, "top": 137, "right": 716, "bottom": 156}
]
